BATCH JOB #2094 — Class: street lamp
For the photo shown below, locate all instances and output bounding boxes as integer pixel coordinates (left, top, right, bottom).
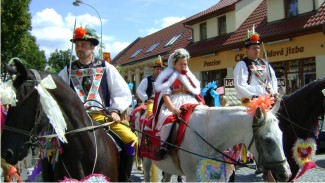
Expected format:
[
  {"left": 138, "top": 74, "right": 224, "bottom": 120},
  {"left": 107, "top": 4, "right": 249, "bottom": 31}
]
[{"left": 73, "top": 0, "right": 103, "bottom": 59}]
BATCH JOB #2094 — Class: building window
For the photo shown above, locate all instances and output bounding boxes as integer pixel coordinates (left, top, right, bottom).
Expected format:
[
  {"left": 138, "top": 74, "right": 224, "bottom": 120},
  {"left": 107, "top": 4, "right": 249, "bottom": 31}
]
[
  {"left": 165, "top": 34, "right": 182, "bottom": 47},
  {"left": 146, "top": 41, "right": 160, "bottom": 53},
  {"left": 218, "top": 16, "right": 227, "bottom": 36},
  {"left": 286, "top": 0, "right": 298, "bottom": 17},
  {"left": 200, "top": 22, "right": 207, "bottom": 41},
  {"left": 201, "top": 69, "right": 227, "bottom": 87},
  {"left": 130, "top": 48, "right": 143, "bottom": 58},
  {"left": 271, "top": 57, "right": 315, "bottom": 94}
]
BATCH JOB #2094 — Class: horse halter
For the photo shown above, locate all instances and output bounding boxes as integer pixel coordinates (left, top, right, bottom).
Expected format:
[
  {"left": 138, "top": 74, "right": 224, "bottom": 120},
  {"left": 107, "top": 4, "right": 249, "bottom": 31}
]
[
  {"left": 248, "top": 115, "right": 287, "bottom": 170},
  {"left": 2, "top": 69, "right": 45, "bottom": 147}
]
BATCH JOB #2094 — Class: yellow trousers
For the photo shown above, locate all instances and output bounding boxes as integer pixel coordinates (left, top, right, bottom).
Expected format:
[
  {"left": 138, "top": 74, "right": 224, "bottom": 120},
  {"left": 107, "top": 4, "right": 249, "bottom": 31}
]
[{"left": 89, "top": 112, "right": 137, "bottom": 145}]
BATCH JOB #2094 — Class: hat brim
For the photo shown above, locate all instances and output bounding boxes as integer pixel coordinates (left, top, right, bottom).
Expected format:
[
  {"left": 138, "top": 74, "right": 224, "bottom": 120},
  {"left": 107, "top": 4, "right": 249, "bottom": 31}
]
[
  {"left": 153, "top": 65, "right": 164, "bottom": 68},
  {"left": 244, "top": 40, "right": 260, "bottom": 47},
  {"left": 70, "top": 38, "right": 99, "bottom": 46}
]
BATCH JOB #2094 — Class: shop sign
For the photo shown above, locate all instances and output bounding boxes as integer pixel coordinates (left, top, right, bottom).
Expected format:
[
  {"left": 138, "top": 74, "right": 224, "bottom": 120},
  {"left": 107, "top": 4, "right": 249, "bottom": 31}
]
[
  {"left": 267, "top": 46, "right": 304, "bottom": 57},
  {"left": 224, "top": 78, "right": 234, "bottom": 88},
  {"left": 234, "top": 46, "right": 304, "bottom": 61},
  {"left": 203, "top": 60, "right": 221, "bottom": 67}
]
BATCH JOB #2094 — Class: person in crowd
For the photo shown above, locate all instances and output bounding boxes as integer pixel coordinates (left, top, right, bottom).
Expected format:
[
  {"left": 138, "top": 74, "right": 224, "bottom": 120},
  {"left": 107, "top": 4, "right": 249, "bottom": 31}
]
[
  {"left": 58, "top": 26, "right": 137, "bottom": 181},
  {"left": 233, "top": 25, "right": 278, "bottom": 107},
  {"left": 153, "top": 48, "right": 204, "bottom": 159},
  {"left": 136, "top": 56, "right": 163, "bottom": 116}
]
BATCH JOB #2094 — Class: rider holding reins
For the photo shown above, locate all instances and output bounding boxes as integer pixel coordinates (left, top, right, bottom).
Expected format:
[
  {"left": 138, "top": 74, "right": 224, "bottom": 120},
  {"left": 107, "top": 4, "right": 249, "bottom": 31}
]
[
  {"left": 233, "top": 25, "right": 279, "bottom": 107},
  {"left": 136, "top": 56, "right": 163, "bottom": 116},
  {"left": 58, "top": 26, "right": 137, "bottom": 181}
]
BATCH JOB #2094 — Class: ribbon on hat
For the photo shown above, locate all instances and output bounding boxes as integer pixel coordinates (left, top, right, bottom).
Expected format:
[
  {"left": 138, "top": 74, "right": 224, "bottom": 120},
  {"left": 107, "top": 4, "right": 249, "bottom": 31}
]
[{"left": 35, "top": 75, "right": 67, "bottom": 143}]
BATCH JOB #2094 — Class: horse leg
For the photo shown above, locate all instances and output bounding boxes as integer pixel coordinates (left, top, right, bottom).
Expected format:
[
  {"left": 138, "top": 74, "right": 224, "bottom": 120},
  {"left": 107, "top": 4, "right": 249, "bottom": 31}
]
[
  {"left": 142, "top": 157, "right": 152, "bottom": 182},
  {"left": 136, "top": 154, "right": 143, "bottom": 171},
  {"left": 161, "top": 171, "right": 172, "bottom": 182},
  {"left": 229, "top": 171, "right": 235, "bottom": 182}
]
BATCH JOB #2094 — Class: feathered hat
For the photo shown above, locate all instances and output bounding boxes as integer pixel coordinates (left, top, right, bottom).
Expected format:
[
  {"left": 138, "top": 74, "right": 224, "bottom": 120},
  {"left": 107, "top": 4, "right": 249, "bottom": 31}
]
[
  {"left": 153, "top": 55, "right": 164, "bottom": 68},
  {"left": 244, "top": 25, "right": 260, "bottom": 47},
  {"left": 70, "top": 26, "right": 99, "bottom": 46}
]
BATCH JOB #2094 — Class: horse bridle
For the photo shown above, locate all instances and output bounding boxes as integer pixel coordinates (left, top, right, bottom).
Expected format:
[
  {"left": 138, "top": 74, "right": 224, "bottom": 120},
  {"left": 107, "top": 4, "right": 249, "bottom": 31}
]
[
  {"left": 2, "top": 69, "right": 45, "bottom": 147},
  {"left": 248, "top": 115, "right": 287, "bottom": 170}
]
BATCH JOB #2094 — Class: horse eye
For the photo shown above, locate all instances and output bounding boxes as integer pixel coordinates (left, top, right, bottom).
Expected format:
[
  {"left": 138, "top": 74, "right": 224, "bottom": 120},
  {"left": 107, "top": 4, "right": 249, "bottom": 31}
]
[{"left": 263, "top": 138, "right": 273, "bottom": 144}]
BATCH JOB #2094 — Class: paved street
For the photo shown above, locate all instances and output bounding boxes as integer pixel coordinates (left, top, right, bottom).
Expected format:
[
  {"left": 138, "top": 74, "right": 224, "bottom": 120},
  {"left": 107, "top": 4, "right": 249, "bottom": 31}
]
[
  {"left": 130, "top": 152, "right": 325, "bottom": 182},
  {"left": 2, "top": 151, "right": 324, "bottom": 182}
]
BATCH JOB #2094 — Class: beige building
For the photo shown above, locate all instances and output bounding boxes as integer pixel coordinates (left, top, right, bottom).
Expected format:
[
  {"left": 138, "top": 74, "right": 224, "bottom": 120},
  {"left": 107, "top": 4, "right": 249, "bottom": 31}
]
[
  {"left": 113, "top": 0, "right": 325, "bottom": 95},
  {"left": 185, "top": 0, "right": 325, "bottom": 94}
]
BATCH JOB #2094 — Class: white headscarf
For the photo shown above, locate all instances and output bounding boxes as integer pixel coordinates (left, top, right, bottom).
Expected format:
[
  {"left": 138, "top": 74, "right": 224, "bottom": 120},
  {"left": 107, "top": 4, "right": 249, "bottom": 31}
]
[{"left": 155, "top": 48, "right": 200, "bottom": 95}]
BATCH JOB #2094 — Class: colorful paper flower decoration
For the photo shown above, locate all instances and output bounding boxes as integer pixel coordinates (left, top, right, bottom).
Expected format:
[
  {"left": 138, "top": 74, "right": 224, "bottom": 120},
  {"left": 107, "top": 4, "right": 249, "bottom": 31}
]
[
  {"left": 291, "top": 138, "right": 317, "bottom": 181},
  {"left": 196, "top": 157, "right": 235, "bottom": 182},
  {"left": 246, "top": 94, "right": 274, "bottom": 116}
]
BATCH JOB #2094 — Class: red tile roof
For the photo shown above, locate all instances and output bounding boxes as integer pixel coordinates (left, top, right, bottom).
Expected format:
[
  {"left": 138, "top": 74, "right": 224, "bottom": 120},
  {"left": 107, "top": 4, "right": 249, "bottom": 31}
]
[
  {"left": 186, "top": 1, "right": 325, "bottom": 56},
  {"left": 112, "top": 19, "right": 192, "bottom": 66},
  {"left": 186, "top": 0, "right": 239, "bottom": 25}
]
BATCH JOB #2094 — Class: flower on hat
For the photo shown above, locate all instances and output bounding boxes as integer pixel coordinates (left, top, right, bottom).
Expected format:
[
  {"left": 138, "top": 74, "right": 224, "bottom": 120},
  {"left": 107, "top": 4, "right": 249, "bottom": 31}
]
[
  {"left": 250, "top": 34, "right": 259, "bottom": 42},
  {"left": 244, "top": 25, "right": 260, "bottom": 43},
  {"left": 74, "top": 27, "right": 88, "bottom": 40}
]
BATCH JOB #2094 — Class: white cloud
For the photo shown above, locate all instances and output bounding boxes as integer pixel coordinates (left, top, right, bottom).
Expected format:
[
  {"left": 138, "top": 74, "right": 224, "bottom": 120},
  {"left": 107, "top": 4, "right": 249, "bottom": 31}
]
[
  {"left": 143, "top": 16, "right": 186, "bottom": 35},
  {"left": 104, "top": 42, "right": 130, "bottom": 59},
  {"left": 157, "top": 16, "right": 186, "bottom": 28},
  {"left": 31, "top": 8, "right": 106, "bottom": 58}
]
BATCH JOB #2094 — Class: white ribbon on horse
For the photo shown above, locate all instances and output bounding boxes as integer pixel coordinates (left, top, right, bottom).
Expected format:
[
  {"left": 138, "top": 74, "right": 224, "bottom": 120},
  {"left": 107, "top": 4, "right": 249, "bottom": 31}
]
[
  {"left": 0, "top": 80, "right": 18, "bottom": 106},
  {"left": 35, "top": 75, "right": 68, "bottom": 143}
]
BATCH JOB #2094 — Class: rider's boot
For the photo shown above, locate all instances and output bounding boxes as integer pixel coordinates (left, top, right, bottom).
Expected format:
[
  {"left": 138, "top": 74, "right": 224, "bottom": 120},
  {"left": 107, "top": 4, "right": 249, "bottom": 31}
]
[{"left": 125, "top": 154, "right": 135, "bottom": 181}]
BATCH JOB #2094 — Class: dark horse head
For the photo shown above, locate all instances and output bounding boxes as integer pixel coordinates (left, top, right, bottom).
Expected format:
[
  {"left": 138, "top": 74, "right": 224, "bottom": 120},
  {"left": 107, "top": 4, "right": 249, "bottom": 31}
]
[
  {"left": 1, "top": 59, "right": 120, "bottom": 181},
  {"left": 278, "top": 78, "right": 325, "bottom": 181}
]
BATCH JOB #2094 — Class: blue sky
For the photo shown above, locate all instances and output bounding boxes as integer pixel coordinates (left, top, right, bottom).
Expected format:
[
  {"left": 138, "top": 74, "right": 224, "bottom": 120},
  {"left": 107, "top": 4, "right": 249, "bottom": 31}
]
[{"left": 30, "top": 0, "right": 219, "bottom": 59}]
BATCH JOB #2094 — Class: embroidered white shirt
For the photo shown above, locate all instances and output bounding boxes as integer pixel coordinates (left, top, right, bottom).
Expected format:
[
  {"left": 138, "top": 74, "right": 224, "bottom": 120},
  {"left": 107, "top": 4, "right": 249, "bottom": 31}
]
[{"left": 233, "top": 60, "right": 278, "bottom": 99}]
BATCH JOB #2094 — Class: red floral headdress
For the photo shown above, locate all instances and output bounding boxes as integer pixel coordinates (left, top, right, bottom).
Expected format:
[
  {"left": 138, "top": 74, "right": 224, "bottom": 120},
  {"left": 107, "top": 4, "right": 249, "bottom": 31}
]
[
  {"left": 70, "top": 26, "right": 99, "bottom": 46},
  {"left": 244, "top": 25, "right": 260, "bottom": 47},
  {"left": 153, "top": 55, "right": 164, "bottom": 68}
]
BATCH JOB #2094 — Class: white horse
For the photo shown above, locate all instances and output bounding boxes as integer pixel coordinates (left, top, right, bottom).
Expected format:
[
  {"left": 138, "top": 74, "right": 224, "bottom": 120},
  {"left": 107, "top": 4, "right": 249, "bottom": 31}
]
[{"left": 133, "top": 102, "right": 292, "bottom": 182}]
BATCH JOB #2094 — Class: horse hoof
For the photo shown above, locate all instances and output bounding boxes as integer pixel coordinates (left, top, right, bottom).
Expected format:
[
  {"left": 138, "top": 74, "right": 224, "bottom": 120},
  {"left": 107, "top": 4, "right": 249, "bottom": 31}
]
[{"left": 137, "top": 166, "right": 143, "bottom": 171}]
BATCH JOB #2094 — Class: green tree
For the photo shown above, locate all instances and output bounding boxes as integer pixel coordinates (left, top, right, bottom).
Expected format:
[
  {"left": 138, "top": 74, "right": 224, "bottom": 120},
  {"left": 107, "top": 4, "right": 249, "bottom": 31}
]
[
  {"left": 48, "top": 49, "right": 76, "bottom": 73},
  {"left": 1, "top": 0, "right": 46, "bottom": 70}
]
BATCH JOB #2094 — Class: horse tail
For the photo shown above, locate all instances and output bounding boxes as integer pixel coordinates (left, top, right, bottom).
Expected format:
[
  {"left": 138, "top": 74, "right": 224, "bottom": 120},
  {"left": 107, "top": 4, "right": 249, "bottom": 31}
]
[{"left": 151, "top": 164, "right": 158, "bottom": 182}]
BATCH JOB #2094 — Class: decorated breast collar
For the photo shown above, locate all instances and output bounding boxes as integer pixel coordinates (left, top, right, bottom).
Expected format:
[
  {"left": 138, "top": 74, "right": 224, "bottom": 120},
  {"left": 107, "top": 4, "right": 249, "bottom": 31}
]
[{"left": 70, "top": 67, "right": 105, "bottom": 103}]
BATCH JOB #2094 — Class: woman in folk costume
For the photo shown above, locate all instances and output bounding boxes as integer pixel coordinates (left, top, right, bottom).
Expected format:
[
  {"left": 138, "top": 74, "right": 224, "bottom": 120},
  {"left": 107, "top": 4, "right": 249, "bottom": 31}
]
[{"left": 153, "top": 48, "right": 204, "bottom": 159}]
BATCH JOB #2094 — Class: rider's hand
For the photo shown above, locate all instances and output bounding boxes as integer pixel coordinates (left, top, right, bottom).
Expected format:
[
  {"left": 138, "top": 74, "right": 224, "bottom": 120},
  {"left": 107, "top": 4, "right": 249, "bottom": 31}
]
[
  {"left": 273, "top": 93, "right": 282, "bottom": 101},
  {"left": 172, "top": 107, "right": 181, "bottom": 116},
  {"left": 145, "top": 99, "right": 154, "bottom": 104},
  {"left": 111, "top": 112, "right": 121, "bottom": 122}
]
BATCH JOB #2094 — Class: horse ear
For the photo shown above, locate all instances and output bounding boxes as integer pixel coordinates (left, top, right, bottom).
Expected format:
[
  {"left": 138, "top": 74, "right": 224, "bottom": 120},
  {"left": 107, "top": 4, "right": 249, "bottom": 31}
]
[
  {"left": 271, "top": 99, "right": 281, "bottom": 114},
  {"left": 13, "top": 58, "right": 28, "bottom": 79},
  {"left": 254, "top": 107, "right": 265, "bottom": 123}
]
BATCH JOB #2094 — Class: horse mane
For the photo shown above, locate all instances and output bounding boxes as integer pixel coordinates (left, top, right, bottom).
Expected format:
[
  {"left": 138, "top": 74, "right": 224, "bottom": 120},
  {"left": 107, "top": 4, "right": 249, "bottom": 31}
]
[
  {"left": 281, "top": 78, "right": 325, "bottom": 121},
  {"left": 283, "top": 78, "right": 325, "bottom": 102}
]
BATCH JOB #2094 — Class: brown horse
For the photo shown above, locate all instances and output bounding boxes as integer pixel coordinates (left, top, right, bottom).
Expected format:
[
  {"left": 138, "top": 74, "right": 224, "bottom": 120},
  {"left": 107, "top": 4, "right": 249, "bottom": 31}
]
[
  {"left": 1, "top": 59, "right": 121, "bottom": 181},
  {"left": 277, "top": 78, "right": 325, "bottom": 181}
]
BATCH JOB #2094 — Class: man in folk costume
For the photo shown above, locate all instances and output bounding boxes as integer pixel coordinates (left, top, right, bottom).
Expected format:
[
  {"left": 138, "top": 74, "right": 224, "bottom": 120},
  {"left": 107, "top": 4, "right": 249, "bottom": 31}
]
[
  {"left": 136, "top": 56, "right": 163, "bottom": 116},
  {"left": 234, "top": 25, "right": 278, "bottom": 106},
  {"left": 58, "top": 26, "right": 137, "bottom": 181},
  {"left": 233, "top": 25, "right": 279, "bottom": 174},
  {"left": 153, "top": 48, "right": 204, "bottom": 159}
]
